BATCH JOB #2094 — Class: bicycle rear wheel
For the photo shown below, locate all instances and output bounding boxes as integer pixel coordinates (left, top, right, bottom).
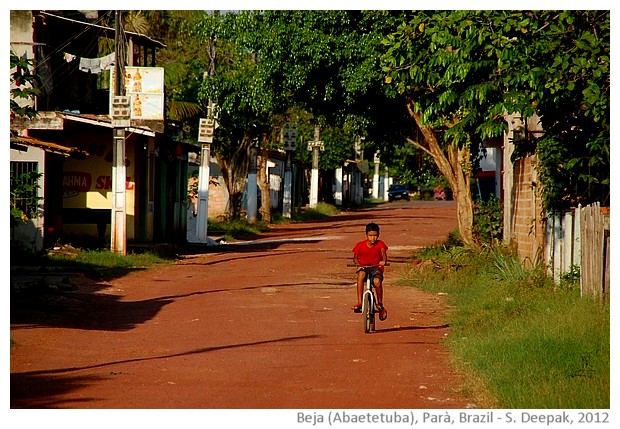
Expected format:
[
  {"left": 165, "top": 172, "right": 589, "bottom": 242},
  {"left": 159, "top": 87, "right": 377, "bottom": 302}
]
[{"left": 363, "top": 292, "right": 373, "bottom": 333}]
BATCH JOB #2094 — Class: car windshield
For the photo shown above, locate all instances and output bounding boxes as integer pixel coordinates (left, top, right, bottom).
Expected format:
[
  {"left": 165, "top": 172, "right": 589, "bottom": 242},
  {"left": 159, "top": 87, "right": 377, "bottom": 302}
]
[{"left": 389, "top": 184, "right": 406, "bottom": 191}]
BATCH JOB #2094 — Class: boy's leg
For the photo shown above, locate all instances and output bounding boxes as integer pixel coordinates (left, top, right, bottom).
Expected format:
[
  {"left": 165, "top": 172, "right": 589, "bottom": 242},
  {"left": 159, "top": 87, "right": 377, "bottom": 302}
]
[
  {"left": 353, "top": 270, "right": 365, "bottom": 311},
  {"left": 373, "top": 275, "right": 388, "bottom": 321},
  {"left": 374, "top": 277, "right": 384, "bottom": 306},
  {"left": 357, "top": 271, "right": 365, "bottom": 304},
  {"left": 368, "top": 269, "right": 384, "bottom": 305}
]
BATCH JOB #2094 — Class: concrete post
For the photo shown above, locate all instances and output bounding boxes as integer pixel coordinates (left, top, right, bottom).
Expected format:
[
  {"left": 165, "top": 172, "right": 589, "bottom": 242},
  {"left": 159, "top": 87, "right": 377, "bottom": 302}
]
[
  {"left": 283, "top": 152, "right": 293, "bottom": 218},
  {"left": 334, "top": 167, "right": 343, "bottom": 206},
  {"left": 194, "top": 143, "right": 211, "bottom": 242},
  {"left": 372, "top": 151, "right": 380, "bottom": 199},
  {"left": 111, "top": 127, "right": 126, "bottom": 254},
  {"left": 308, "top": 125, "right": 323, "bottom": 208},
  {"left": 383, "top": 166, "right": 389, "bottom": 201},
  {"left": 247, "top": 141, "right": 258, "bottom": 222}
]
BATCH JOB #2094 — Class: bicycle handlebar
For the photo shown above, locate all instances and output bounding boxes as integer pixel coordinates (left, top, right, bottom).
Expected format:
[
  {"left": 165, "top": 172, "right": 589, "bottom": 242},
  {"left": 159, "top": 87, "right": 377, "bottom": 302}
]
[{"left": 347, "top": 263, "right": 391, "bottom": 267}]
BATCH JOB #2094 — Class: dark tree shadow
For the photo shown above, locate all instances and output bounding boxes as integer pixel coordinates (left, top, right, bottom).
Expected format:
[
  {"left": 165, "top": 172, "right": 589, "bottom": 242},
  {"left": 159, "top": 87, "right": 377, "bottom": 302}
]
[{"left": 11, "top": 334, "right": 320, "bottom": 408}]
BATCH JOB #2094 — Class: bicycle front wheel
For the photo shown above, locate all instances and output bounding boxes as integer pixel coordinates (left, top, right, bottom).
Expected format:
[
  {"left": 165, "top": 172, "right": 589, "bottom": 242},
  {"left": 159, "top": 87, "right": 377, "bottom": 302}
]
[{"left": 363, "top": 292, "right": 373, "bottom": 333}]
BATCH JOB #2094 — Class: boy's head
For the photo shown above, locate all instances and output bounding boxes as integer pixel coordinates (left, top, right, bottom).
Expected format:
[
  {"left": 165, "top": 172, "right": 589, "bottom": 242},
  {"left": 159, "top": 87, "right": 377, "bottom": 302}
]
[{"left": 365, "top": 222, "right": 380, "bottom": 235}]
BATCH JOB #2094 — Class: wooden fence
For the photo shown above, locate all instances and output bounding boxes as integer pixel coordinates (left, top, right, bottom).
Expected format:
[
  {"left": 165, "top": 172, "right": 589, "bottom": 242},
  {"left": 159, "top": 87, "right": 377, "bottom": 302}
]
[{"left": 545, "top": 203, "right": 610, "bottom": 298}]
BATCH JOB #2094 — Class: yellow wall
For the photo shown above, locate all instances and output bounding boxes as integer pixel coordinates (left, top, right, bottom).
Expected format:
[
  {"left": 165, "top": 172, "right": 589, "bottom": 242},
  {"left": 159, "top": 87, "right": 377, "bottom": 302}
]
[{"left": 62, "top": 129, "right": 136, "bottom": 239}]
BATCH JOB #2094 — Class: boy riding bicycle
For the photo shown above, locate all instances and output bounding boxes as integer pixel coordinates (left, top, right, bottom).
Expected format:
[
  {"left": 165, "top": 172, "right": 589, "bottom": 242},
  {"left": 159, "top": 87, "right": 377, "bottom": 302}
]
[{"left": 352, "top": 222, "right": 388, "bottom": 321}]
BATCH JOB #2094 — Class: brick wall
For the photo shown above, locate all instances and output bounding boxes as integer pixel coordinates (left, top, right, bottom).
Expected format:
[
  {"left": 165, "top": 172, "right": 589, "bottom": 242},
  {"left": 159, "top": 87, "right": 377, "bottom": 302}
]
[{"left": 511, "top": 155, "right": 545, "bottom": 266}]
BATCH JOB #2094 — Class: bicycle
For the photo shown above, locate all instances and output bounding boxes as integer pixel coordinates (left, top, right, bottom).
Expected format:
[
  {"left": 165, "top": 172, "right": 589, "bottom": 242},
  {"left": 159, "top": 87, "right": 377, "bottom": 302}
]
[{"left": 348, "top": 263, "right": 389, "bottom": 333}]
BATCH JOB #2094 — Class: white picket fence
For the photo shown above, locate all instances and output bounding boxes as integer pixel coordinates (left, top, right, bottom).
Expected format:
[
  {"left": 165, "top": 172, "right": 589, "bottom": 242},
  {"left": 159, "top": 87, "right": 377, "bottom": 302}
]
[{"left": 545, "top": 203, "right": 610, "bottom": 298}]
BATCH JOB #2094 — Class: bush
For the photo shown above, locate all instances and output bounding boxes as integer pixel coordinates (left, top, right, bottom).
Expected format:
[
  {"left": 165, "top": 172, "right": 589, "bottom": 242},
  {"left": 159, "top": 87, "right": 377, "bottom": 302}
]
[{"left": 473, "top": 195, "right": 503, "bottom": 245}]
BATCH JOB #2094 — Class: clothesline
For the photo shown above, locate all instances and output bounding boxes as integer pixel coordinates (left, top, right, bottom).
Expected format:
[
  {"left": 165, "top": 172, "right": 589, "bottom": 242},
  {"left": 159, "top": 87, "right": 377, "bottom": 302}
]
[{"left": 63, "top": 51, "right": 116, "bottom": 74}]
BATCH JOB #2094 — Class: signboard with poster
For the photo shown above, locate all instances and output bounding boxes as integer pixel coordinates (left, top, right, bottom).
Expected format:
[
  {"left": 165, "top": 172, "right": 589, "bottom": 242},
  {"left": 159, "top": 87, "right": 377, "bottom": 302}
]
[{"left": 110, "top": 67, "right": 164, "bottom": 120}]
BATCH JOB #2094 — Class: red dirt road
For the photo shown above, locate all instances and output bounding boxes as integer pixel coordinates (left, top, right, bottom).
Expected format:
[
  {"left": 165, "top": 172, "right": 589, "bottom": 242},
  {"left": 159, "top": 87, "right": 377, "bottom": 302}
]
[{"left": 10, "top": 201, "right": 476, "bottom": 414}]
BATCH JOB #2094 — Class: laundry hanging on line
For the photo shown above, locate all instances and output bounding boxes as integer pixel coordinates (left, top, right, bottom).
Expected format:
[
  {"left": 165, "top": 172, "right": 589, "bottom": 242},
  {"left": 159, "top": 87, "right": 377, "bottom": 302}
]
[
  {"left": 79, "top": 52, "right": 116, "bottom": 74},
  {"left": 63, "top": 51, "right": 116, "bottom": 74}
]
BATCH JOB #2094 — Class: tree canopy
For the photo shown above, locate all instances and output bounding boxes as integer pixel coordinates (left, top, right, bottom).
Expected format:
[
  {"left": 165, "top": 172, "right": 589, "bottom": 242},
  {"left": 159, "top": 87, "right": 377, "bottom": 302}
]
[
  {"left": 189, "top": 11, "right": 410, "bottom": 217},
  {"left": 380, "top": 10, "right": 610, "bottom": 245},
  {"left": 153, "top": 10, "right": 609, "bottom": 230}
]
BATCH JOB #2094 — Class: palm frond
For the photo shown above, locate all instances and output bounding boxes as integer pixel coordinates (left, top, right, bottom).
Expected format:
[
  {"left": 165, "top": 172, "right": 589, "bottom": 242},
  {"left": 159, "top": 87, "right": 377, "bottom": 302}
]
[
  {"left": 167, "top": 101, "right": 203, "bottom": 122},
  {"left": 125, "top": 11, "right": 150, "bottom": 35}
]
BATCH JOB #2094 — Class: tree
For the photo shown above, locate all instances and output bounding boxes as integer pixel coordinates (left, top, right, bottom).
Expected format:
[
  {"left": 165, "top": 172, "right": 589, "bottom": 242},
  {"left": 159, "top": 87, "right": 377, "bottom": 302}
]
[
  {"left": 10, "top": 51, "right": 43, "bottom": 224},
  {"left": 381, "top": 10, "right": 610, "bottom": 246},
  {"left": 128, "top": 10, "right": 207, "bottom": 123},
  {"left": 504, "top": 11, "right": 610, "bottom": 211},
  {"left": 189, "top": 12, "right": 277, "bottom": 219},
  {"left": 192, "top": 11, "right": 410, "bottom": 218},
  {"left": 382, "top": 11, "right": 509, "bottom": 247},
  {"left": 10, "top": 51, "right": 40, "bottom": 120}
]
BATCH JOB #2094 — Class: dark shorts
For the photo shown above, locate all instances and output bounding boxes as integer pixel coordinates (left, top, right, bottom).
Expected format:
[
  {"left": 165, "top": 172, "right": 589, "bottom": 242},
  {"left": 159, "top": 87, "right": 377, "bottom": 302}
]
[{"left": 365, "top": 267, "right": 383, "bottom": 282}]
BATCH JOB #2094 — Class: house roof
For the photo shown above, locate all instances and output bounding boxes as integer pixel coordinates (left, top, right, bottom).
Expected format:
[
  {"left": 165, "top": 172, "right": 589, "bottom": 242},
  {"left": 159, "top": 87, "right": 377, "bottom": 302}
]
[
  {"left": 10, "top": 134, "right": 89, "bottom": 158},
  {"left": 60, "top": 112, "right": 158, "bottom": 137},
  {"left": 11, "top": 111, "right": 160, "bottom": 137},
  {"left": 39, "top": 11, "right": 167, "bottom": 49}
]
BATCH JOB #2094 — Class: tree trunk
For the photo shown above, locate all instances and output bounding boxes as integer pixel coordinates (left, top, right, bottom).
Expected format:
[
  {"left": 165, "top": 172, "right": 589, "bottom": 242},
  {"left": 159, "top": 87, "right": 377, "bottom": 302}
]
[
  {"left": 216, "top": 131, "right": 252, "bottom": 220},
  {"left": 257, "top": 135, "right": 271, "bottom": 223},
  {"left": 406, "top": 100, "right": 477, "bottom": 248}
]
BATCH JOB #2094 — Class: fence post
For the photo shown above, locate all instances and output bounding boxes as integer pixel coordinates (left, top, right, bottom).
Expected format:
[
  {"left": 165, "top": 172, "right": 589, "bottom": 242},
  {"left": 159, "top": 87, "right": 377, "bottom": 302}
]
[
  {"left": 545, "top": 213, "right": 553, "bottom": 276},
  {"left": 562, "top": 210, "right": 573, "bottom": 275},
  {"left": 580, "top": 204, "right": 592, "bottom": 297},
  {"left": 574, "top": 204, "right": 582, "bottom": 269},
  {"left": 553, "top": 212, "right": 562, "bottom": 284},
  {"left": 579, "top": 202, "right": 608, "bottom": 298}
]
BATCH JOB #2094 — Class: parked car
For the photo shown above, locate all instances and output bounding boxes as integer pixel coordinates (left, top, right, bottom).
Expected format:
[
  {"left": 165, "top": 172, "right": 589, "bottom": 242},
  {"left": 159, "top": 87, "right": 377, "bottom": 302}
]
[{"left": 388, "top": 184, "right": 409, "bottom": 202}]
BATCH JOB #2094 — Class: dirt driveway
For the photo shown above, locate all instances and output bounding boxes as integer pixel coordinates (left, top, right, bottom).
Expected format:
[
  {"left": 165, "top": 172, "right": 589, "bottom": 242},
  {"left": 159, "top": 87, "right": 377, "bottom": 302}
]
[{"left": 10, "top": 201, "right": 475, "bottom": 413}]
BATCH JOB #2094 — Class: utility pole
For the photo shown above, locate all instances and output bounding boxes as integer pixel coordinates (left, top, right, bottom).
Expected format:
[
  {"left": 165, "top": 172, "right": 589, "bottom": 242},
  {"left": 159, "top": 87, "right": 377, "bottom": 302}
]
[
  {"left": 372, "top": 150, "right": 380, "bottom": 199},
  {"left": 193, "top": 102, "right": 218, "bottom": 242},
  {"left": 247, "top": 138, "right": 259, "bottom": 223},
  {"left": 191, "top": 11, "right": 218, "bottom": 243},
  {"left": 111, "top": 10, "right": 127, "bottom": 254},
  {"left": 353, "top": 135, "right": 364, "bottom": 205},
  {"left": 282, "top": 122, "right": 297, "bottom": 218},
  {"left": 383, "top": 166, "right": 390, "bottom": 201},
  {"left": 307, "top": 125, "right": 324, "bottom": 208},
  {"left": 334, "top": 166, "right": 343, "bottom": 206}
]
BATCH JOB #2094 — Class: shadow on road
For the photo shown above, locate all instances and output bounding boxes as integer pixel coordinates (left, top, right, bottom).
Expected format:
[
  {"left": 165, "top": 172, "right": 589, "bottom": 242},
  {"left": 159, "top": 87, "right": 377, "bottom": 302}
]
[
  {"left": 10, "top": 289, "right": 175, "bottom": 332},
  {"left": 10, "top": 334, "right": 320, "bottom": 408},
  {"left": 10, "top": 372, "right": 106, "bottom": 408}
]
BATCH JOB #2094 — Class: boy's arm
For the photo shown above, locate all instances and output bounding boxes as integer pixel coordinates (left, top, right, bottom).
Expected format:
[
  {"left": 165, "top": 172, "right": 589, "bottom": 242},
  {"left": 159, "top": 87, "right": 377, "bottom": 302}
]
[
  {"left": 352, "top": 243, "right": 360, "bottom": 266},
  {"left": 379, "top": 247, "right": 388, "bottom": 266}
]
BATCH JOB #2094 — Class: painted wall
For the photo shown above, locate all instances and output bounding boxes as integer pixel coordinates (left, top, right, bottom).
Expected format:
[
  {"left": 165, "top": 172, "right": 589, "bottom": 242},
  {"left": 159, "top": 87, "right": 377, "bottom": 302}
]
[{"left": 61, "top": 128, "right": 136, "bottom": 239}]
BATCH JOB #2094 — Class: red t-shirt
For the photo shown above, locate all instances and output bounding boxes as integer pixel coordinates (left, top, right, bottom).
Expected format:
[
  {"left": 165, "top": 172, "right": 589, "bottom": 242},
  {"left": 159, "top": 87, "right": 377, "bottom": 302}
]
[{"left": 352, "top": 239, "right": 388, "bottom": 270}]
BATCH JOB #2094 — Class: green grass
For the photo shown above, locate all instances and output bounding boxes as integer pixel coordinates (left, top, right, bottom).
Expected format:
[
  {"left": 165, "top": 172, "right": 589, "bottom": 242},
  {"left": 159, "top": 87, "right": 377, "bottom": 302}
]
[
  {"left": 33, "top": 247, "right": 172, "bottom": 280},
  {"left": 205, "top": 202, "right": 341, "bottom": 241},
  {"left": 207, "top": 218, "right": 271, "bottom": 241},
  {"left": 294, "top": 202, "right": 341, "bottom": 222},
  {"left": 402, "top": 245, "right": 610, "bottom": 409}
]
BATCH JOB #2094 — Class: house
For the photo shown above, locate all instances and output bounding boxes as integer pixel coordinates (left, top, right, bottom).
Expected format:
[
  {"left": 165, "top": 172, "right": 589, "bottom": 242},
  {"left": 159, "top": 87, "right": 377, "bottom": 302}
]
[{"left": 10, "top": 10, "right": 190, "bottom": 252}]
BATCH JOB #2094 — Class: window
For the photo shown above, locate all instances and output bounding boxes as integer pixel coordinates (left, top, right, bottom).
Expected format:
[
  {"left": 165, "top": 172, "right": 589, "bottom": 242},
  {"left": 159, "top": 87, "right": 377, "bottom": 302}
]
[{"left": 10, "top": 161, "right": 41, "bottom": 220}]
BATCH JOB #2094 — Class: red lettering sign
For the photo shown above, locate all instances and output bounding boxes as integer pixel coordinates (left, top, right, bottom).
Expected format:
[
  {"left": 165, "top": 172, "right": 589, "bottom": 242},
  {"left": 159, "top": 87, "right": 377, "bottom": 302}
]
[
  {"left": 95, "top": 176, "right": 134, "bottom": 190},
  {"left": 63, "top": 171, "right": 91, "bottom": 192}
]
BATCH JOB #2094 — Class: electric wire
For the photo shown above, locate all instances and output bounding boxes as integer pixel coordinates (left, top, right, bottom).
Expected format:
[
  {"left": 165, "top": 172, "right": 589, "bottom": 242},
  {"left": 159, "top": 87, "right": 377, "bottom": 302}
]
[{"left": 32, "top": 11, "right": 118, "bottom": 98}]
